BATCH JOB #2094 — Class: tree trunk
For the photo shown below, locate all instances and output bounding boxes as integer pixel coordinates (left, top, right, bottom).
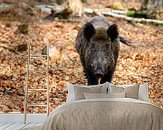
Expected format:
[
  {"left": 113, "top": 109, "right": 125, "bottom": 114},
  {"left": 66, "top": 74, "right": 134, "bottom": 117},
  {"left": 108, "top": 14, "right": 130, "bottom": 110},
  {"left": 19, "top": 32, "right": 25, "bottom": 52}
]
[{"left": 140, "top": 0, "right": 163, "bottom": 18}]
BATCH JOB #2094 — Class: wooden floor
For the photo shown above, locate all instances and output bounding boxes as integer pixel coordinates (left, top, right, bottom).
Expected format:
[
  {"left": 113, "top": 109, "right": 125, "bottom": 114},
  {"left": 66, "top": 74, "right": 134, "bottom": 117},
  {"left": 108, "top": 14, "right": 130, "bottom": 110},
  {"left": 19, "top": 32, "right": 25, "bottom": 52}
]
[
  {"left": 0, "top": 122, "right": 43, "bottom": 130},
  {"left": 0, "top": 113, "right": 47, "bottom": 130}
]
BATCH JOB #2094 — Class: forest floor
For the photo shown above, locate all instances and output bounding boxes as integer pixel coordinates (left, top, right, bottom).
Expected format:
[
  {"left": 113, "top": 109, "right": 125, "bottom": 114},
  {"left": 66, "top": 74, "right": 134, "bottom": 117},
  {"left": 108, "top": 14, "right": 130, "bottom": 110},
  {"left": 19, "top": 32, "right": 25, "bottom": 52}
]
[{"left": 0, "top": 2, "right": 162, "bottom": 113}]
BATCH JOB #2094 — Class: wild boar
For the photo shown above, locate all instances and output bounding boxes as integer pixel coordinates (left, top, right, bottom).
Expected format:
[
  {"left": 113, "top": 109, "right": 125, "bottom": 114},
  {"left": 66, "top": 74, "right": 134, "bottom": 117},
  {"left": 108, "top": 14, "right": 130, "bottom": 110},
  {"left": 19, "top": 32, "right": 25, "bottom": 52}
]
[{"left": 76, "top": 16, "right": 120, "bottom": 85}]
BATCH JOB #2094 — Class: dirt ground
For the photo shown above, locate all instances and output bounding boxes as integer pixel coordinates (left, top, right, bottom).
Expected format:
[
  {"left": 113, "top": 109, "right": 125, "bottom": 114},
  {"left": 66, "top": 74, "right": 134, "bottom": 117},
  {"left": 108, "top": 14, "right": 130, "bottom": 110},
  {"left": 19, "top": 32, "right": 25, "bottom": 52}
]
[{"left": 0, "top": 2, "right": 162, "bottom": 113}]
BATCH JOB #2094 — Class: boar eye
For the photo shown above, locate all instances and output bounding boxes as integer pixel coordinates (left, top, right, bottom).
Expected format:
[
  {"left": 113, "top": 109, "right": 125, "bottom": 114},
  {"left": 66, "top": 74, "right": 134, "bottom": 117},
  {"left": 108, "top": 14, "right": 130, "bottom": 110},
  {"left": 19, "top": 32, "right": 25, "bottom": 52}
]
[
  {"left": 105, "top": 44, "right": 110, "bottom": 48},
  {"left": 92, "top": 43, "right": 95, "bottom": 48}
]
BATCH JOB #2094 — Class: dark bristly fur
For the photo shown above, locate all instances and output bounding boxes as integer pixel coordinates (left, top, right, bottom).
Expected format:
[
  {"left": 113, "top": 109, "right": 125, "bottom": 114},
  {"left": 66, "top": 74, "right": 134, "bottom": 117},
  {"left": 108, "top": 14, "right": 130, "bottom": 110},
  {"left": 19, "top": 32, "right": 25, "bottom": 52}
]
[{"left": 76, "top": 16, "right": 120, "bottom": 85}]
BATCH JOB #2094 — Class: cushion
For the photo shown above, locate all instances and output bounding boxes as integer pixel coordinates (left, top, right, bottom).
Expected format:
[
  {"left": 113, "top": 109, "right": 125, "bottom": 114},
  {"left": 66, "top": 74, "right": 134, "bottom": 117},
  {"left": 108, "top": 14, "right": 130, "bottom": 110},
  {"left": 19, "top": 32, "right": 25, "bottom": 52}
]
[
  {"left": 74, "top": 85, "right": 101, "bottom": 100},
  {"left": 84, "top": 92, "right": 125, "bottom": 99},
  {"left": 109, "top": 83, "right": 140, "bottom": 99},
  {"left": 66, "top": 83, "right": 75, "bottom": 103},
  {"left": 66, "top": 82, "right": 110, "bottom": 103},
  {"left": 138, "top": 83, "right": 149, "bottom": 102}
]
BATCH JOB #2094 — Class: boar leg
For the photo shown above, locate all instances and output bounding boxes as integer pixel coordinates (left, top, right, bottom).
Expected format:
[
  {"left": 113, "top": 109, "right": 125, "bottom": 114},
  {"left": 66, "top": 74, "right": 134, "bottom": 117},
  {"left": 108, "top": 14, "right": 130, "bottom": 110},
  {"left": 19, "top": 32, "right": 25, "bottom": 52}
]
[
  {"left": 101, "top": 71, "right": 114, "bottom": 83},
  {"left": 84, "top": 68, "right": 98, "bottom": 85}
]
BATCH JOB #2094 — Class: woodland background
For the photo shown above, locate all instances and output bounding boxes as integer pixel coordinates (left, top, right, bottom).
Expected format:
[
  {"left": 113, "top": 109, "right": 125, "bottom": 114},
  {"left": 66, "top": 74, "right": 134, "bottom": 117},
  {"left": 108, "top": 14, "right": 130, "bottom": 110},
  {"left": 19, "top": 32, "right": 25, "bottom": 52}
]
[{"left": 0, "top": 0, "right": 162, "bottom": 113}]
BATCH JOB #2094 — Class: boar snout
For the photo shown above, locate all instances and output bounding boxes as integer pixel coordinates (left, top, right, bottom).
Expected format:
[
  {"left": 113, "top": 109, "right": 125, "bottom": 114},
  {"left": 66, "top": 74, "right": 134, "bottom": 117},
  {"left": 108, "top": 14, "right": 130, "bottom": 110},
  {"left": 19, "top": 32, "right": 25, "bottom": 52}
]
[{"left": 94, "top": 69, "right": 104, "bottom": 79}]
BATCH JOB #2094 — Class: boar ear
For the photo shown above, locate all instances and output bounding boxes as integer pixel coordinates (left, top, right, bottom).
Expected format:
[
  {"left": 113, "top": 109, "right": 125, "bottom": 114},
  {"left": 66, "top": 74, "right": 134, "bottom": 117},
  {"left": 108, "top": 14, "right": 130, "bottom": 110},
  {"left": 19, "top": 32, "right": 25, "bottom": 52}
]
[
  {"left": 107, "top": 24, "right": 119, "bottom": 42},
  {"left": 83, "top": 22, "right": 95, "bottom": 41}
]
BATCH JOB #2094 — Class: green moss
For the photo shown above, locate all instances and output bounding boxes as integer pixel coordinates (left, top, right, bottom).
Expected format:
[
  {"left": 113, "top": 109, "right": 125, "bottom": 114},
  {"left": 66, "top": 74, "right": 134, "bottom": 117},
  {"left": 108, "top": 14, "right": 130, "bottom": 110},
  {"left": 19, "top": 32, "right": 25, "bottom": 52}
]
[
  {"left": 127, "top": 10, "right": 136, "bottom": 17},
  {"left": 127, "top": 9, "right": 148, "bottom": 18}
]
